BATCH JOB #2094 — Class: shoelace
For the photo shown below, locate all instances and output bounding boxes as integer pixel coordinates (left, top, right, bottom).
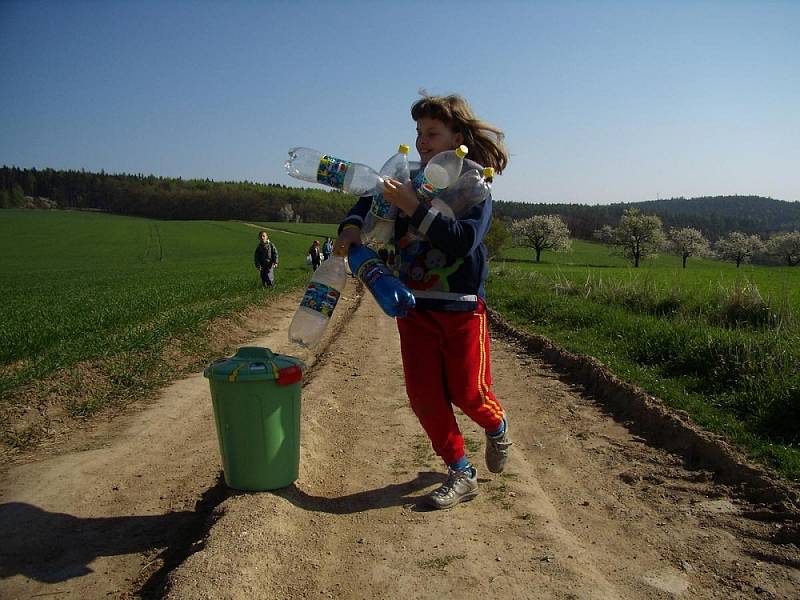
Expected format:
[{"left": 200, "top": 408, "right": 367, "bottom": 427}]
[{"left": 491, "top": 439, "right": 512, "bottom": 449}]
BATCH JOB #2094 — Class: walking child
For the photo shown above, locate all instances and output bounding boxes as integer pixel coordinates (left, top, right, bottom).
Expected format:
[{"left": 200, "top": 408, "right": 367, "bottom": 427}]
[
  {"left": 308, "top": 239, "right": 322, "bottom": 271},
  {"left": 254, "top": 230, "right": 279, "bottom": 287},
  {"left": 334, "top": 92, "right": 511, "bottom": 509},
  {"left": 322, "top": 237, "right": 333, "bottom": 261}
]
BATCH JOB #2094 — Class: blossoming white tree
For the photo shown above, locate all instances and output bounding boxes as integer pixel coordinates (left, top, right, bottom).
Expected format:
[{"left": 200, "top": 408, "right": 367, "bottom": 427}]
[
  {"left": 669, "top": 227, "right": 711, "bottom": 268},
  {"left": 595, "top": 208, "right": 666, "bottom": 268},
  {"left": 510, "top": 214, "right": 571, "bottom": 263},
  {"left": 766, "top": 231, "right": 800, "bottom": 266},
  {"left": 715, "top": 232, "right": 765, "bottom": 268}
]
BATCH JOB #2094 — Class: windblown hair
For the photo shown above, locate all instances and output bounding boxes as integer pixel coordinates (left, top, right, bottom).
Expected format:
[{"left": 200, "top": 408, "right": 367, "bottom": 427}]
[{"left": 411, "top": 92, "right": 508, "bottom": 174}]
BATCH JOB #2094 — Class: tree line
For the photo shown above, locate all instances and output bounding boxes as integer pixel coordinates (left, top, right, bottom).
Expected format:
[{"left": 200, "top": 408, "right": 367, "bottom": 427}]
[
  {"left": 3, "top": 166, "right": 799, "bottom": 243},
  {"left": 493, "top": 196, "right": 800, "bottom": 241},
  {"left": 0, "top": 166, "right": 354, "bottom": 223}
]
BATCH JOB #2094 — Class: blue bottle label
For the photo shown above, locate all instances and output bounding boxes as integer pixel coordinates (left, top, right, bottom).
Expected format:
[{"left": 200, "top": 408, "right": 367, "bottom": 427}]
[
  {"left": 300, "top": 281, "right": 340, "bottom": 318},
  {"left": 370, "top": 194, "right": 393, "bottom": 219},
  {"left": 357, "top": 259, "right": 385, "bottom": 289},
  {"left": 317, "top": 155, "right": 350, "bottom": 189}
]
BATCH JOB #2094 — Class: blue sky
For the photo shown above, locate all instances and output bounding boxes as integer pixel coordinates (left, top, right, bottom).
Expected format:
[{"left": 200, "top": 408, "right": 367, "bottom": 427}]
[{"left": 1, "top": 0, "right": 798, "bottom": 205}]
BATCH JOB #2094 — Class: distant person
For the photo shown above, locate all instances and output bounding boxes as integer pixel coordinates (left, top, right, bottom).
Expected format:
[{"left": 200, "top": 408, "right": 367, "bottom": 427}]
[
  {"left": 322, "top": 237, "right": 333, "bottom": 261},
  {"left": 308, "top": 239, "right": 322, "bottom": 271},
  {"left": 254, "top": 230, "right": 279, "bottom": 287}
]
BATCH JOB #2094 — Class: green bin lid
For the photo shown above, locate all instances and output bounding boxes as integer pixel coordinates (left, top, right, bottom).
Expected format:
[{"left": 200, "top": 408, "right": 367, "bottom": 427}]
[{"left": 204, "top": 346, "right": 305, "bottom": 384}]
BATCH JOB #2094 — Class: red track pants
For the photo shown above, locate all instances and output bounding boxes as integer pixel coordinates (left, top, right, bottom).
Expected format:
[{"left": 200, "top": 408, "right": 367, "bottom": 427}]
[{"left": 397, "top": 300, "right": 504, "bottom": 466}]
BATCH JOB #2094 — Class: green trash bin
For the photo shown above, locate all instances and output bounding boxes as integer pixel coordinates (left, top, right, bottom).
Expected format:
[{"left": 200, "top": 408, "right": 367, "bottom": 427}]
[{"left": 204, "top": 346, "right": 305, "bottom": 491}]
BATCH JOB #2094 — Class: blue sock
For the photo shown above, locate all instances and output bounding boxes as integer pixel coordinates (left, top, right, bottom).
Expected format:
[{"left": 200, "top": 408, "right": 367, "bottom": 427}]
[
  {"left": 449, "top": 456, "right": 470, "bottom": 472},
  {"left": 488, "top": 418, "right": 506, "bottom": 438}
]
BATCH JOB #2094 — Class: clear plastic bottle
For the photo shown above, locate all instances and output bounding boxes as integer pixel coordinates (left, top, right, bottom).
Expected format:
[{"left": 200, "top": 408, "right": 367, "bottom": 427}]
[
  {"left": 414, "top": 144, "right": 469, "bottom": 202},
  {"left": 347, "top": 244, "right": 415, "bottom": 317},
  {"left": 362, "top": 144, "right": 411, "bottom": 245},
  {"left": 285, "top": 147, "right": 380, "bottom": 196},
  {"left": 288, "top": 253, "right": 348, "bottom": 347},
  {"left": 432, "top": 166, "right": 495, "bottom": 219}
]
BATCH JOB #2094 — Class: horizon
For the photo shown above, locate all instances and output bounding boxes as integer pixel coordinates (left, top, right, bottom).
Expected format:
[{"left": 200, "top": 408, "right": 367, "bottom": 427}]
[
  {"left": 2, "top": 162, "right": 797, "bottom": 208},
  {"left": 1, "top": 1, "right": 798, "bottom": 205}
]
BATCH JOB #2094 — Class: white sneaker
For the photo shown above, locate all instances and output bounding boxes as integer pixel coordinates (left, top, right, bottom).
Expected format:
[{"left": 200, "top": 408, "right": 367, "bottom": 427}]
[
  {"left": 485, "top": 420, "right": 512, "bottom": 473},
  {"left": 426, "top": 467, "right": 478, "bottom": 509}
]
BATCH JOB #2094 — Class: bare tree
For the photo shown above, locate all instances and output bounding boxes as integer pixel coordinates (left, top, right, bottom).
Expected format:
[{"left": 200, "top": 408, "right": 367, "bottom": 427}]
[
  {"left": 669, "top": 227, "right": 711, "bottom": 268},
  {"left": 594, "top": 208, "right": 666, "bottom": 268},
  {"left": 278, "top": 203, "right": 295, "bottom": 222},
  {"left": 766, "top": 231, "right": 800, "bottom": 266},
  {"left": 510, "top": 214, "right": 571, "bottom": 263},
  {"left": 714, "top": 232, "right": 765, "bottom": 268}
]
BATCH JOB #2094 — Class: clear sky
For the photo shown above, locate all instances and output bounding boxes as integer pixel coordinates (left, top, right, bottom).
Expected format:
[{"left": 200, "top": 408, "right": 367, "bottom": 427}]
[{"left": 1, "top": 0, "right": 797, "bottom": 205}]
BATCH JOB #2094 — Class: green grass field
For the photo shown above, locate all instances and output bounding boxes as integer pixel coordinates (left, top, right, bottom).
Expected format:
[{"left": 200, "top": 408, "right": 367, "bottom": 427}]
[
  {"left": 490, "top": 239, "right": 800, "bottom": 481},
  {"left": 0, "top": 211, "right": 336, "bottom": 423}
]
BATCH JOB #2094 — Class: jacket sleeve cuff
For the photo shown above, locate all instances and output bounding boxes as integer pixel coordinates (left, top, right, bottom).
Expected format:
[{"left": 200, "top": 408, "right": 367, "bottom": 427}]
[
  {"left": 338, "top": 220, "right": 362, "bottom": 234},
  {"left": 338, "top": 196, "right": 373, "bottom": 233}
]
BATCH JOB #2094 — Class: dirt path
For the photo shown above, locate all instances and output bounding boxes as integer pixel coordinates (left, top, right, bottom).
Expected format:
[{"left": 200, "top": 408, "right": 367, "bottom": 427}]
[{"left": 1, "top": 284, "right": 799, "bottom": 599}]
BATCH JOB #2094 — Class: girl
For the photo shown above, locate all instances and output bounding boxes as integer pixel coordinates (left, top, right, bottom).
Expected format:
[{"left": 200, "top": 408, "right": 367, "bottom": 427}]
[{"left": 335, "top": 93, "right": 510, "bottom": 509}]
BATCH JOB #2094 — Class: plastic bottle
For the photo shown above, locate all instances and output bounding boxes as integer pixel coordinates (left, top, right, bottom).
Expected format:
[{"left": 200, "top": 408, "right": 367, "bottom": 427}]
[
  {"left": 432, "top": 166, "right": 495, "bottom": 219},
  {"left": 347, "top": 245, "right": 415, "bottom": 318},
  {"left": 362, "top": 144, "right": 411, "bottom": 245},
  {"left": 414, "top": 145, "right": 469, "bottom": 202},
  {"left": 285, "top": 147, "right": 380, "bottom": 196},
  {"left": 288, "top": 253, "right": 348, "bottom": 347}
]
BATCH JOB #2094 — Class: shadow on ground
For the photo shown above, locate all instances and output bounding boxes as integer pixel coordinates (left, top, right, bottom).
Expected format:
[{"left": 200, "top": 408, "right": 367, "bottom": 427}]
[
  {"left": 0, "top": 502, "right": 195, "bottom": 583},
  {"left": 269, "top": 471, "right": 444, "bottom": 513}
]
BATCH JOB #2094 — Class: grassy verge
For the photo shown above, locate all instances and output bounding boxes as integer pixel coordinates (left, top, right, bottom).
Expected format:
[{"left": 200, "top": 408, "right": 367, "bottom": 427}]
[
  {"left": 489, "top": 245, "right": 800, "bottom": 482},
  {"left": 0, "top": 211, "right": 336, "bottom": 449}
]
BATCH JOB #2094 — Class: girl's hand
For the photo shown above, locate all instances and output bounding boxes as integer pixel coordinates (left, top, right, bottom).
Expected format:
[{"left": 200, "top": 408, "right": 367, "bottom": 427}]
[
  {"left": 383, "top": 178, "right": 418, "bottom": 217},
  {"left": 333, "top": 225, "right": 362, "bottom": 257}
]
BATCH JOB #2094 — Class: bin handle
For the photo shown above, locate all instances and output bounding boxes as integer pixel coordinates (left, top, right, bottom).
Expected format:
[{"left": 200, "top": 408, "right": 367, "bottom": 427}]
[
  {"left": 248, "top": 361, "right": 276, "bottom": 377},
  {"left": 228, "top": 363, "right": 246, "bottom": 382},
  {"left": 234, "top": 346, "right": 276, "bottom": 361}
]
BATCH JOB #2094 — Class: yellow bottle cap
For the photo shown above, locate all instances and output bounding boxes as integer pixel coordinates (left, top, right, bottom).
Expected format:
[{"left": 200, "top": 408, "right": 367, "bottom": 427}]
[
  {"left": 455, "top": 145, "right": 468, "bottom": 158},
  {"left": 483, "top": 167, "right": 495, "bottom": 178},
  {"left": 398, "top": 144, "right": 410, "bottom": 154}
]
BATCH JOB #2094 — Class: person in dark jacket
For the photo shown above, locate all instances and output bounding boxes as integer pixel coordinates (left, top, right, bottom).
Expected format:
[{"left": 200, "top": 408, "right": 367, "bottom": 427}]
[
  {"left": 308, "top": 240, "right": 322, "bottom": 271},
  {"left": 254, "top": 230, "right": 279, "bottom": 287}
]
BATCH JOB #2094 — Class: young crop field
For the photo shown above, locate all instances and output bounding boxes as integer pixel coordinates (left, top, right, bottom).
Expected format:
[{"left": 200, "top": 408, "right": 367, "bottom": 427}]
[
  {"left": 0, "top": 210, "right": 335, "bottom": 430},
  {"left": 489, "top": 239, "right": 800, "bottom": 480}
]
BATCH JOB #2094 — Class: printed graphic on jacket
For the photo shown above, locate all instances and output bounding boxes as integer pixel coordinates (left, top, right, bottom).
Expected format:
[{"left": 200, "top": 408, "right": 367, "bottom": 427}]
[{"left": 397, "top": 237, "right": 462, "bottom": 293}]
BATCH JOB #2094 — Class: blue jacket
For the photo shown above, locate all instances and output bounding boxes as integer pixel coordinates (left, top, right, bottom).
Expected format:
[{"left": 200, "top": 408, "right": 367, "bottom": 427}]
[{"left": 339, "top": 166, "right": 492, "bottom": 312}]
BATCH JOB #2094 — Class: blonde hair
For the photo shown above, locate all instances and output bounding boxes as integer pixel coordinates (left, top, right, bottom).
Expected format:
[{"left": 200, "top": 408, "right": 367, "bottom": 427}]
[{"left": 411, "top": 92, "right": 508, "bottom": 174}]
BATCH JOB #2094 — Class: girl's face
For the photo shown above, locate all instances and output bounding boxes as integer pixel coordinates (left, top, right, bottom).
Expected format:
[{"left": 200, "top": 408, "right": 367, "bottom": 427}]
[{"left": 415, "top": 117, "right": 463, "bottom": 164}]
